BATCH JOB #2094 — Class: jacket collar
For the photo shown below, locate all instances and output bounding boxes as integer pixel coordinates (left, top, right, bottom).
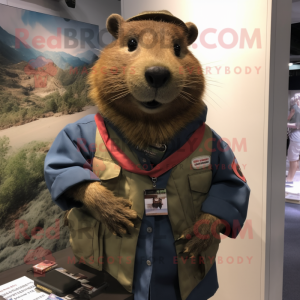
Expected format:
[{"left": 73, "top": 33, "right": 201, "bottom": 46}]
[{"left": 102, "top": 105, "right": 207, "bottom": 160}]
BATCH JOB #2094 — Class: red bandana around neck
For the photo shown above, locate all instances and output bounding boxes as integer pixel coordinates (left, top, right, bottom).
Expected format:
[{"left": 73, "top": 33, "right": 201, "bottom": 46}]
[{"left": 94, "top": 113, "right": 206, "bottom": 178}]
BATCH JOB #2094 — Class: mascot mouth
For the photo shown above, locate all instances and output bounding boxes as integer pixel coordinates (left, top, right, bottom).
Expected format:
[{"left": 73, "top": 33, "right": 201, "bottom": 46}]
[{"left": 140, "top": 100, "right": 162, "bottom": 109}]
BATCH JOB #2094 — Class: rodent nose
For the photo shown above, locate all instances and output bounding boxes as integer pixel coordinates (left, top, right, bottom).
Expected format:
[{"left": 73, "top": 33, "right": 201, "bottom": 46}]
[{"left": 145, "top": 66, "right": 170, "bottom": 88}]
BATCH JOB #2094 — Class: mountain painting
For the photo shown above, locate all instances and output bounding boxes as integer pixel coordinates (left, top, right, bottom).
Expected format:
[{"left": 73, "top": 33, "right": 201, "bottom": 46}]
[
  {"left": 0, "top": 4, "right": 101, "bottom": 273},
  {"left": 0, "top": 4, "right": 99, "bottom": 130}
]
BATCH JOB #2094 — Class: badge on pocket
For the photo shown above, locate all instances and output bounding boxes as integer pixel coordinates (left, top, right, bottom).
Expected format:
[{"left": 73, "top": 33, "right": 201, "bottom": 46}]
[{"left": 144, "top": 189, "right": 168, "bottom": 216}]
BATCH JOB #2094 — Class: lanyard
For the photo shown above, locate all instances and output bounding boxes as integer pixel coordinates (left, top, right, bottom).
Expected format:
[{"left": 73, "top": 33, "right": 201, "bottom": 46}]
[{"left": 94, "top": 113, "right": 206, "bottom": 178}]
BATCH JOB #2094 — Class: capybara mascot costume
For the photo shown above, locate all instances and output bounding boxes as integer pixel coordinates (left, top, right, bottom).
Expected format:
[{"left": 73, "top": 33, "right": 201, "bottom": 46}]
[{"left": 44, "top": 10, "right": 250, "bottom": 300}]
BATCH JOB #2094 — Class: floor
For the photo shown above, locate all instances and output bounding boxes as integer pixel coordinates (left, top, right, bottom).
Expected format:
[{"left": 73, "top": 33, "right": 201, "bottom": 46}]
[{"left": 283, "top": 156, "right": 300, "bottom": 300}]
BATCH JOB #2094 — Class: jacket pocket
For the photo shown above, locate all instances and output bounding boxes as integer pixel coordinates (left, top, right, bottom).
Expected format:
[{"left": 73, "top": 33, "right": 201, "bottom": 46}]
[
  {"left": 67, "top": 207, "right": 104, "bottom": 271},
  {"left": 188, "top": 170, "right": 212, "bottom": 217},
  {"left": 203, "top": 237, "right": 220, "bottom": 277},
  {"left": 93, "top": 157, "right": 121, "bottom": 193}
]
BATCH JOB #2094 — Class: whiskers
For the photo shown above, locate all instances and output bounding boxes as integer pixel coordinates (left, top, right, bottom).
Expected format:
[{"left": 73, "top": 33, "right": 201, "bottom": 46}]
[
  {"left": 179, "top": 73, "right": 223, "bottom": 108},
  {"left": 179, "top": 90, "right": 198, "bottom": 104},
  {"left": 97, "top": 72, "right": 130, "bottom": 105},
  {"left": 104, "top": 87, "right": 130, "bottom": 105}
]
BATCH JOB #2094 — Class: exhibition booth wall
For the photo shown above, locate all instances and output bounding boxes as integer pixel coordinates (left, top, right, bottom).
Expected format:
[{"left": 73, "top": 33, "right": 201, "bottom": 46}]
[
  {"left": 0, "top": 0, "right": 292, "bottom": 299},
  {"left": 121, "top": 0, "right": 291, "bottom": 299}
]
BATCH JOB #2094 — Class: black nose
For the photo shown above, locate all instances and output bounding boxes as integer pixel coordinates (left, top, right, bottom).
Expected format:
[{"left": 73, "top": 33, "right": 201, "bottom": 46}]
[{"left": 145, "top": 66, "right": 170, "bottom": 88}]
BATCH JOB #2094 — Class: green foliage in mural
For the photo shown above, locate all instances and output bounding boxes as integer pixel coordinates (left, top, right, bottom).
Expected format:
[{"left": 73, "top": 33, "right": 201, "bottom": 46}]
[
  {"left": 0, "top": 136, "right": 48, "bottom": 225},
  {"left": 0, "top": 65, "right": 93, "bottom": 129}
]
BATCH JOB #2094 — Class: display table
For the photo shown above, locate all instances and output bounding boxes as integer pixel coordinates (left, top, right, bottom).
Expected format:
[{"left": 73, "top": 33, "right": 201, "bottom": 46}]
[{"left": 0, "top": 247, "right": 133, "bottom": 300}]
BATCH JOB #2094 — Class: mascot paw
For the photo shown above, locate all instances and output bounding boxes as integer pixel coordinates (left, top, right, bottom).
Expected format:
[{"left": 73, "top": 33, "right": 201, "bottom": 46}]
[
  {"left": 64, "top": 181, "right": 139, "bottom": 236},
  {"left": 84, "top": 194, "right": 138, "bottom": 237},
  {"left": 178, "top": 213, "right": 225, "bottom": 258}
]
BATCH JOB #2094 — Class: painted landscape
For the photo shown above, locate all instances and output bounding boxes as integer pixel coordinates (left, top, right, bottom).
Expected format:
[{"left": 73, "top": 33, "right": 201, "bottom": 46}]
[
  {"left": 0, "top": 7, "right": 99, "bottom": 130},
  {"left": 0, "top": 4, "right": 100, "bottom": 272}
]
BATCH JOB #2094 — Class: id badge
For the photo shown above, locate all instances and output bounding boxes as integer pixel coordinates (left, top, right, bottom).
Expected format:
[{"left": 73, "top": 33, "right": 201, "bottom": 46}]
[{"left": 144, "top": 189, "right": 168, "bottom": 216}]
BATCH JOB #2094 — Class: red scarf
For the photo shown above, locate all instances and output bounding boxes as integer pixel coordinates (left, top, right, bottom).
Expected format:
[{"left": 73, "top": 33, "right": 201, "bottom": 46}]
[{"left": 94, "top": 113, "right": 206, "bottom": 177}]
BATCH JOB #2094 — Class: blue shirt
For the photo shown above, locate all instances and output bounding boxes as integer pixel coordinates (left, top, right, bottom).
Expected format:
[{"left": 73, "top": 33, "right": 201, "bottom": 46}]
[{"left": 44, "top": 107, "right": 250, "bottom": 300}]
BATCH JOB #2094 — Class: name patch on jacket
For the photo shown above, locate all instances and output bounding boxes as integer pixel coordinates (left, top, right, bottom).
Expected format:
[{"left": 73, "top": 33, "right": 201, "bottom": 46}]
[{"left": 191, "top": 156, "right": 211, "bottom": 169}]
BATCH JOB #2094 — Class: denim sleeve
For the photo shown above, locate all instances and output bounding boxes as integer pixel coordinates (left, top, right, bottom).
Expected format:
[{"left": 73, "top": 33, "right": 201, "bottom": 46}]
[
  {"left": 44, "top": 115, "right": 100, "bottom": 211},
  {"left": 201, "top": 130, "right": 250, "bottom": 238}
]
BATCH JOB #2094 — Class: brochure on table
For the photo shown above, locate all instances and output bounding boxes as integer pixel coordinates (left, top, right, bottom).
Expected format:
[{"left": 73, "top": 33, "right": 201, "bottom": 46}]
[
  {"left": 0, "top": 268, "right": 106, "bottom": 300},
  {"left": 0, "top": 276, "right": 48, "bottom": 300}
]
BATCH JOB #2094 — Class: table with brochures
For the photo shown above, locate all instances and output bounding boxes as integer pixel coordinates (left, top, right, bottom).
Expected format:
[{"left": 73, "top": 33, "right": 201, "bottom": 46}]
[{"left": 0, "top": 247, "right": 133, "bottom": 300}]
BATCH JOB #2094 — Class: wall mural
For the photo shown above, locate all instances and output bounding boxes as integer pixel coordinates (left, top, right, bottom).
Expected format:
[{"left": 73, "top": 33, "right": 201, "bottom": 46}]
[{"left": 0, "top": 4, "right": 99, "bottom": 272}]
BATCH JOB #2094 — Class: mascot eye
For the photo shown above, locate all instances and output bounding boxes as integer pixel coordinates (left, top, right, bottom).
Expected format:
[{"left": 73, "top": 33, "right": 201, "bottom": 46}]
[
  {"left": 174, "top": 44, "right": 181, "bottom": 57},
  {"left": 128, "top": 38, "right": 138, "bottom": 51}
]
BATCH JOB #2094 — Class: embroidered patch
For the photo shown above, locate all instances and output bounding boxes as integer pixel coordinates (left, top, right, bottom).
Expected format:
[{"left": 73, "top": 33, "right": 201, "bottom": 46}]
[
  {"left": 231, "top": 157, "right": 246, "bottom": 182},
  {"left": 191, "top": 156, "right": 211, "bottom": 169}
]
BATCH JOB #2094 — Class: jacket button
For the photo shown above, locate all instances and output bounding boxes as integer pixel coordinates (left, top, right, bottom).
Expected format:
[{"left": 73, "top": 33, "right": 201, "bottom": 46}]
[
  {"left": 146, "top": 260, "right": 152, "bottom": 266},
  {"left": 147, "top": 227, "right": 152, "bottom": 233}
]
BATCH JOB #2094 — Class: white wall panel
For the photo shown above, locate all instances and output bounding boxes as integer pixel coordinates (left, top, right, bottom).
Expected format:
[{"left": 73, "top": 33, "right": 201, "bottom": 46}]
[{"left": 121, "top": 1, "right": 291, "bottom": 300}]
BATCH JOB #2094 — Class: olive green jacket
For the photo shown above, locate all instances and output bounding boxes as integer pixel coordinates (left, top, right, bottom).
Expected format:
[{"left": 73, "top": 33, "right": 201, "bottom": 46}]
[{"left": 67, "top": 123, "right": 220, "bottom": 300}]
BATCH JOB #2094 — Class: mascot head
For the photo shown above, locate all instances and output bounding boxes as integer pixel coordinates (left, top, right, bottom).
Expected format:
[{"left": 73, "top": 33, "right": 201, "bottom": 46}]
[{"left": 89, "top": 10, "right": 205, "bottom": 148}]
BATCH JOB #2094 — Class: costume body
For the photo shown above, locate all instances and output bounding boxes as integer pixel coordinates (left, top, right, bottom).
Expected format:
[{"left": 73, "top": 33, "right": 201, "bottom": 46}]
[{"left": 44, "top": 107, "right": 250, "bottom": 300}]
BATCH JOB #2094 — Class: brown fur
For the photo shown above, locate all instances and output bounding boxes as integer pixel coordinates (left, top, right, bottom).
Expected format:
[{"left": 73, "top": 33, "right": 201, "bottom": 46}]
[
  {"left": 64, "top": 13, "right": 221, "bottom": 252},
  {"left": 178, "top": 213, "right": 226, "bottom": 257},
  {"left": 65, "top": 182, "right": 137, "bottom": 235},
  {"left": 88, "top": 19, "right": 205, "bottom": 148}
]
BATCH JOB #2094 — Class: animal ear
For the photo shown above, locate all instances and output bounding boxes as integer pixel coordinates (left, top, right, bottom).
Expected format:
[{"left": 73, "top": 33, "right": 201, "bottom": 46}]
[
  {"left": 185, "top": 22, "right": 198, "bottom": 45},
  {"left": 106, "top": 14, "right": 125, "bottom": 39}
]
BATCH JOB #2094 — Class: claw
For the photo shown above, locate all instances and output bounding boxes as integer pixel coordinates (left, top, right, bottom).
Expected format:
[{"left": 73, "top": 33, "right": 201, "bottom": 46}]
[
  {"left": 175, "top": 234, "right": 185, "bottom": 241},
  {"left": 113, "top": 232, "right": 123, "bottom": 238}
]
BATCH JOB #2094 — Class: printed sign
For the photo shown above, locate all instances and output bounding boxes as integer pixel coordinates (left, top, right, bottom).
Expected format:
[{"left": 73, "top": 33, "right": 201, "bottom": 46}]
[{"left": 0, "top": 276, "right": 48, "bottom": 300}]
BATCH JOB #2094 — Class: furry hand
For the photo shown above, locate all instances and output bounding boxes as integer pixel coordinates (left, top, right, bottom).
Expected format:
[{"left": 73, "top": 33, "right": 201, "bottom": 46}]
[
  {"left": 64, "top": 181, "right": 138, "bottom": 236},
  {"left": 178, "top": 213, "right": 225, "bottom": 258}
]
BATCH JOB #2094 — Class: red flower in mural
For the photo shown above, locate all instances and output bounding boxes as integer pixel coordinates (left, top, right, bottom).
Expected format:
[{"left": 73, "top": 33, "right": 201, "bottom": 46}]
[{"left": 24, "top": 56, "right": 58, "bottom": 88}]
